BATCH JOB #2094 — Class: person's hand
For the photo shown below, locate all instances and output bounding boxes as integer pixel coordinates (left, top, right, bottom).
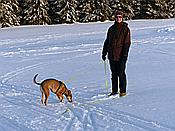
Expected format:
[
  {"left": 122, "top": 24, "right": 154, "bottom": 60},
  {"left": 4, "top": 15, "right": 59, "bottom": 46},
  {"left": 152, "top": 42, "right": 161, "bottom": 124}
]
[{"left": 102, "top": 55, "right": 106, "bottom": 61}]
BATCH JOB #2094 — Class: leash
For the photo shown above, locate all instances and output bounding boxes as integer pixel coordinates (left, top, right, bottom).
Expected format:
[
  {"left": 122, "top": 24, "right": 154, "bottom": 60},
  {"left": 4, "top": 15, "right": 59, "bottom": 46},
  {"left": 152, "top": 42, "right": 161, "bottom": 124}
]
[{"left": 104, "top": 61, "right": 109, "bottom": 92}]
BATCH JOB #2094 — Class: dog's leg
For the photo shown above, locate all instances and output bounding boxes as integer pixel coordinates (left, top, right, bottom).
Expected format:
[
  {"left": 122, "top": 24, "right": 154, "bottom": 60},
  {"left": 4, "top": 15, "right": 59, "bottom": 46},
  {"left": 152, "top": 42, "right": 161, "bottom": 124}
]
[
  {"left": 43, "top": 87, "right": 50, "bottom": 106},
  {"left": 40, "top": 86, "right": 44, "bottom": 104},
  {"left": 44, "top": 96, "right": 49, "bottom": 106},
  {"left": 41, "top": 92, "right": 44, "bottom": 104},
  {"left": 59, "top": 95, "right": 64, "bottom": 102},
  {"left": 57, "top": 93, "right": 64, "bottom": 102}
]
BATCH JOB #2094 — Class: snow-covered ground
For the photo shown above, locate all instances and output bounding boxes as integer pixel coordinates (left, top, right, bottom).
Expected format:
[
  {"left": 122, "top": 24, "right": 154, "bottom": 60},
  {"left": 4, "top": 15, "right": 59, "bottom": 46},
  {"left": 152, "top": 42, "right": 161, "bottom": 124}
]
[{"left": 0, "top": 19, "right": 175, "bottom": 131}]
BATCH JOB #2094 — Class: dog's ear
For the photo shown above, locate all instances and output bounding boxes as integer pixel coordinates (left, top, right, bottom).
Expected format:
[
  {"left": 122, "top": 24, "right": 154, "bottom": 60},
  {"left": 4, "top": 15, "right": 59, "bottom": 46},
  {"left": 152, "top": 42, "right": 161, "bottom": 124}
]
[
  {"left": 68, "top": 90, "right": 72, "bottom": 96},
  {"left": 67, "top": 90, "right": 72, "bottom": 102}
]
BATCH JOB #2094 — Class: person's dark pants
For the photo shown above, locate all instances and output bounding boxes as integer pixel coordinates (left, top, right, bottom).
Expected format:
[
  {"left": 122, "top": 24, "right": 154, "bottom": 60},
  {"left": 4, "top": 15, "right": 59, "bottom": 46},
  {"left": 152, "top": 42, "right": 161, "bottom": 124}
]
[{"left": 109, "top": 60, "right": 127, "bottom": 94}]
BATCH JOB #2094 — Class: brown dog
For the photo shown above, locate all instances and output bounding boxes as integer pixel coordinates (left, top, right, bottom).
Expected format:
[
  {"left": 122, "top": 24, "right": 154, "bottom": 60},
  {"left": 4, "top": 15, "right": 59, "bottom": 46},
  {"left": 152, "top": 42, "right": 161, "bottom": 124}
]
[{"left": 33, "top": 74, "right": 72, "bottom": 105}]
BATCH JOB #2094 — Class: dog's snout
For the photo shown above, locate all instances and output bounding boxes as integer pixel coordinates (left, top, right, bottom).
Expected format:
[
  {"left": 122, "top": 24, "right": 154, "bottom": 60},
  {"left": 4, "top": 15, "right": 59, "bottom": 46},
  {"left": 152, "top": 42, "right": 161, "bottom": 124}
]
[{"left": 67, "top": 97, "right": 72, "bottom": 102}]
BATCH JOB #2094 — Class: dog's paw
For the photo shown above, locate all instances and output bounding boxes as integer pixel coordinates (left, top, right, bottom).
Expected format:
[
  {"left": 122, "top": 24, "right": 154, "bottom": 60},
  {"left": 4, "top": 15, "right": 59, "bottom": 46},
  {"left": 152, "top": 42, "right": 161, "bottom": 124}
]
[{"left": 60, "top": 99, "right": 64, "bottom": 103}]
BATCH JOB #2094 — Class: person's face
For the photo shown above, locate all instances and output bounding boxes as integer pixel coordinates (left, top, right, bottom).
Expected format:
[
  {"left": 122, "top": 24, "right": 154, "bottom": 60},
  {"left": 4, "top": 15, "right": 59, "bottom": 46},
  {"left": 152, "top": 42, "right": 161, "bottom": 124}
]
[{"left": 116, "top": 15, "right": 123, "bottom": 23}]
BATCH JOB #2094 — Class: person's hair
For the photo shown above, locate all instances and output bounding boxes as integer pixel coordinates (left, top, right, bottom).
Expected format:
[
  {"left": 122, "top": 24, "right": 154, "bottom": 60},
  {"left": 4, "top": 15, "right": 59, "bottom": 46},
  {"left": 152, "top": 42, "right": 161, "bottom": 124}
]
[{"left": 115, "top": 10, "right": 124, "bottom": 17}]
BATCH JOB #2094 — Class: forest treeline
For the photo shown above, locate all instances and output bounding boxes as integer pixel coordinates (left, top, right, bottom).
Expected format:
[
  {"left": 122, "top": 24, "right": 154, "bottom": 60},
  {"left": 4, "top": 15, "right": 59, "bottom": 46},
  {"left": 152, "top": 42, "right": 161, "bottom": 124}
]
[{"left": 0, "top": 0, "right": 174, "bottom": 28}]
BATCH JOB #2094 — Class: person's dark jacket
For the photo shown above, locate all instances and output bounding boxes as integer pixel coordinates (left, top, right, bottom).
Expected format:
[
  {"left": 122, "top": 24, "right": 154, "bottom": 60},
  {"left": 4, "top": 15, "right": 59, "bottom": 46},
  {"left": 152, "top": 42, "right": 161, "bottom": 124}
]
[{"left": 102, "top": 22, "right": 131, "bottom": 61}]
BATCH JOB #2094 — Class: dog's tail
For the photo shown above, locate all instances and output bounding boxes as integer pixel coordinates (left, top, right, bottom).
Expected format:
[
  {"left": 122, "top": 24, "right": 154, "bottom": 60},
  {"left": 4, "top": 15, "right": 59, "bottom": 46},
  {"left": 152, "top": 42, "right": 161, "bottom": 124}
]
[{"left": 33, "top": 74, "right": 41, "bottom": 85}]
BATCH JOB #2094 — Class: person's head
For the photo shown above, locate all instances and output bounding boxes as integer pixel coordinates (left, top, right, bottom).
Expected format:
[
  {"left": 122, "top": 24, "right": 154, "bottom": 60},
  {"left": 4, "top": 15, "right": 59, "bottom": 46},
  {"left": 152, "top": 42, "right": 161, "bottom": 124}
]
[{"left": 115, "top": 11, "right": 123, "bottom": 23}]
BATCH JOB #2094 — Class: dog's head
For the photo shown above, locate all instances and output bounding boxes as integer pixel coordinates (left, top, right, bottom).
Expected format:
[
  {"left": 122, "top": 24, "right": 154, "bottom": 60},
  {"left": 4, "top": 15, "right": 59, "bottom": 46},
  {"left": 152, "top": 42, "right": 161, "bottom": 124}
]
[{"left": 66, "top": 90, "right": 72, "bottom": 102}]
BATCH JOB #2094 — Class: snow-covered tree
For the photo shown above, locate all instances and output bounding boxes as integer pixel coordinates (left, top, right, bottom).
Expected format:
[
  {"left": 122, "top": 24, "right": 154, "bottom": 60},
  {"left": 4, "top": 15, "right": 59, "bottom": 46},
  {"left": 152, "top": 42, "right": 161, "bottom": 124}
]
[
  {"left": 78, "top": 0, "right": 110, "bottom": 22},
  {"left": 138, "top": 0, "right": 155, "bottom": 18},
  {"left": 50, "top": 0, "right": 78, "bottom": 24},
  {"left": 153, "top": 0, "right": 170, "bottom": 18},
  {"left": 2, "top": 0, "right": 175, "bottom": 27},
  {"left": 129, "top": 0, "right": 141, "bottom": 19},
  {"left": 48, "top": 0, "right": 56, "bottom": 24},
  {"left": 77, "top": 0, "right": 94, "bottom": 22},
  {"left": 92, "top": 0, "right": 112, "bottom": 22},
  {"left": 117, "top": 0, "right": 134, "bottom": 20},
  {"left": 168, "top": 0, "right": 175, "bottom": 18},
  {"left": 0, "top": 0, "right": 20, "bottom": 28},
  {"left": 23, "top": 0, "right": 50, "bottom": 25},
  {"left": 18, "top": 0, "right": 25, "bottom": 25}
]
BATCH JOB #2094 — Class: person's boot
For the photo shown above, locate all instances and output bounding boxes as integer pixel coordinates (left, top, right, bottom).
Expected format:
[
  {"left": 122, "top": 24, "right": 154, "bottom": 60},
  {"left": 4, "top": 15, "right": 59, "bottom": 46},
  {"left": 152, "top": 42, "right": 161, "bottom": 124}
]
[
  {"left": 108, "top": 92, "right": 118, "bottom": 96},
  {"left": 120, "top": 92, "right": 126, "bottom": 97}
]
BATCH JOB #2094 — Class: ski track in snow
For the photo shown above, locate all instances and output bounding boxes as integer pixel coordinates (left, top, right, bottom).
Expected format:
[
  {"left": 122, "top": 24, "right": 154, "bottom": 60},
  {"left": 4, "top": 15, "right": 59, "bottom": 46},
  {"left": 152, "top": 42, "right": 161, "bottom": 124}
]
[
  {"left": 63, "top": 89, "right": 175, "bottom": 131},
  {"left": 0, "top": 19, "right": 175, "bottom": 131}
]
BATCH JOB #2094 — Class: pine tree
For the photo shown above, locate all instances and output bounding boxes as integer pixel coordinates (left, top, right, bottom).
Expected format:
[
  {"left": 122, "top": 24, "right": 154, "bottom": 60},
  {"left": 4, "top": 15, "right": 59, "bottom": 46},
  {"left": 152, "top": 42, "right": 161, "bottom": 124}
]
[
  {"left": 2, "top": 0, "right": 175, "bottom": 27},
  {"left": 50, "top": 0, "right": 78, "bottom": 24},
  {"left": 119, "top": 0, "right": 134, "bottom": 20},
  {"left": 48, "top": 0, "right": 57, "bottom": 24},
  {"left": 23, "top": 0, "right": 51, "bottom": 25},
  {"left": 77, "top": 0, "right": 94, "bottom": 22},
  {"left": 168, "top": 0, "right": 175, "bottom": 18},
  {"left": 18, "top": 0, "right": 25, "bottom": 25},
  {"left": 153, "top": 0, "right": 170, "bottom": 18},
  {"left": 130, "top": 0, "right": 141, "bottom": 19},
  {"left": 139, "top": 0, "right": 155, "bottom": 18},
  {"left": 0, "top": 0, "right": 20, "bottom": 28},
  {"left": 92, "top": 0, "right": 112, "bottom": 22}
]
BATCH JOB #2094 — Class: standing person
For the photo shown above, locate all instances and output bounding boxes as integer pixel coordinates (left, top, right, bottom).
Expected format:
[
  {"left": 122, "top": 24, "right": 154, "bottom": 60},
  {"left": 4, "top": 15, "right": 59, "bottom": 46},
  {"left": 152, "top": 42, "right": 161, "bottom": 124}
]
[{"left": 102, "top": 11, "right": 131, "bottom": 97}]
